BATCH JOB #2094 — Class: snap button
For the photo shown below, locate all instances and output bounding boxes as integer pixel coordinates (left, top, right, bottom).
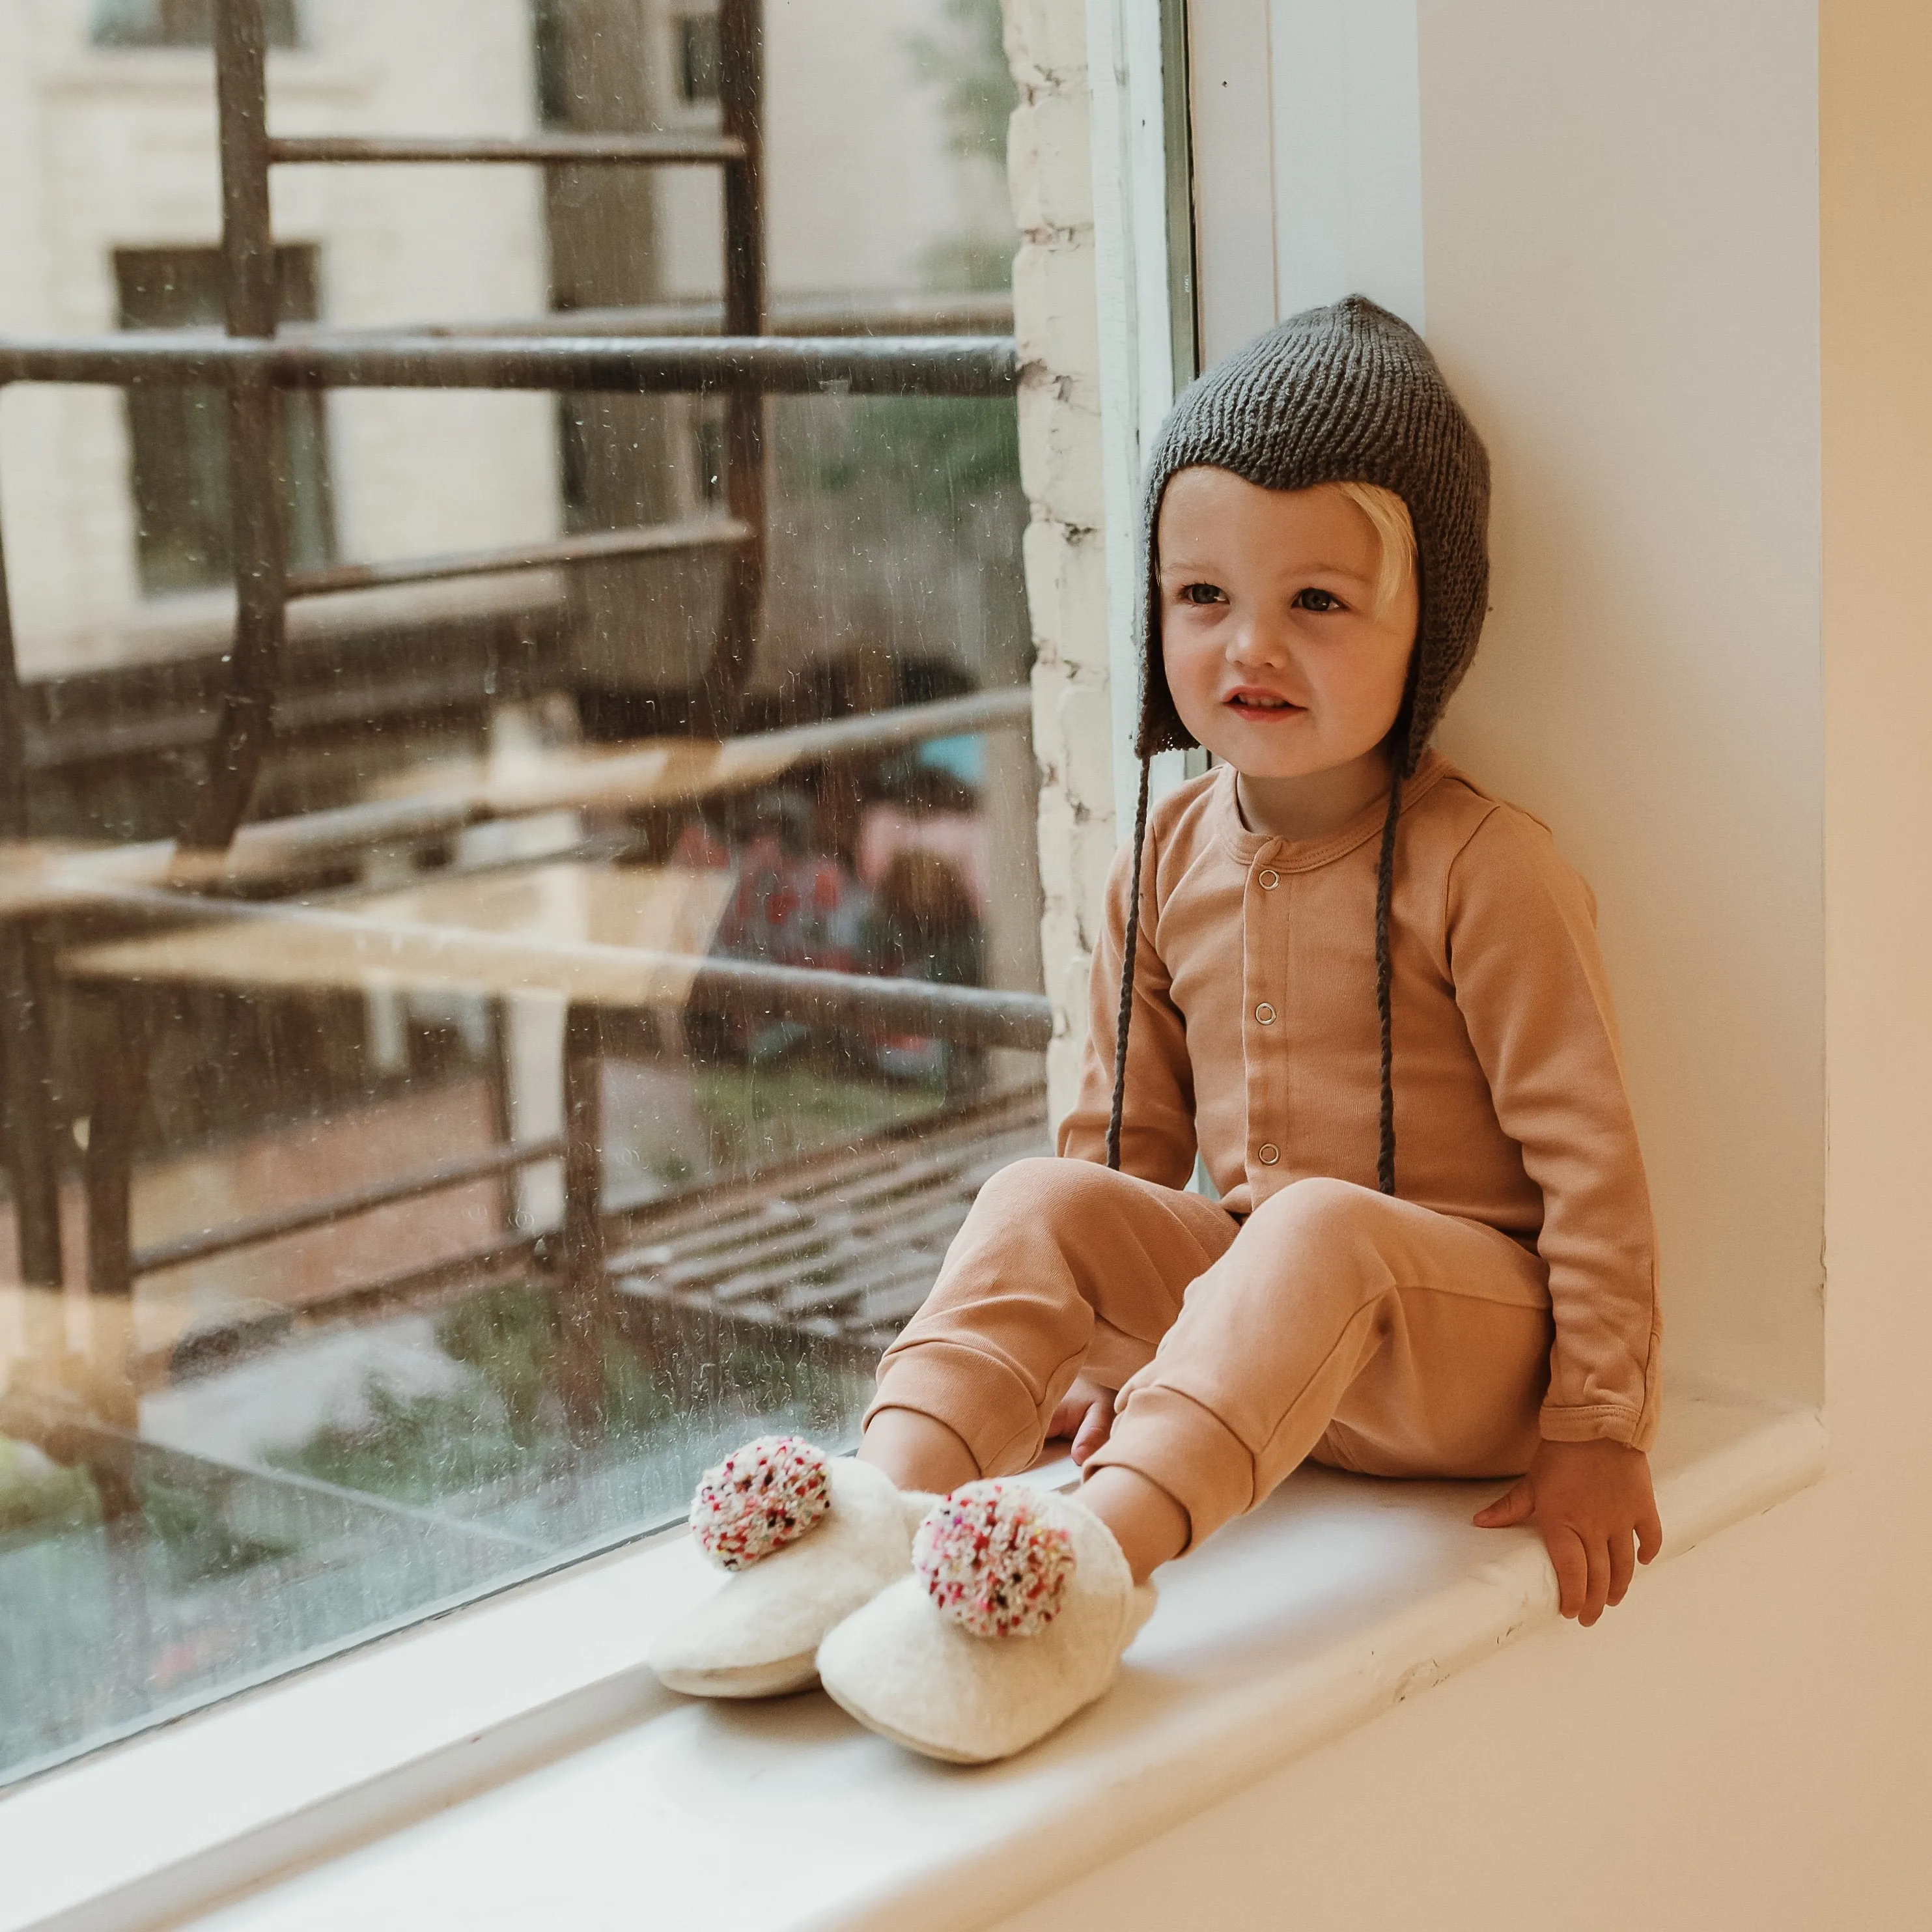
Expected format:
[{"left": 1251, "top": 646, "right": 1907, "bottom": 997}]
[
  {"left": 1257, "top": 1143, "right": 1280, "bottom": 1165},
  {"left": 1254, "top": 1002, "right": 1276, "bottom": 1024},
  {"left": 1257, "top": 869, "right": 1280, "bottom": 889}
]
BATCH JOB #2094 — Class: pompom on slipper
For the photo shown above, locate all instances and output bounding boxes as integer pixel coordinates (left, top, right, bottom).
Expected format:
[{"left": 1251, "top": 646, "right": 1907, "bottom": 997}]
[
  {"left": 691, "top": 1435, "right": 833, "bottom": 1571},
  {"left": 819, "top": 1479, "right": 1158, "bottom": 1764},
  {"left": 913, "top": 1481, "right": 1074, "bottom": 1636},
  {"left": 648, "top": 1436, "right": 931, "bottom": 1700}
]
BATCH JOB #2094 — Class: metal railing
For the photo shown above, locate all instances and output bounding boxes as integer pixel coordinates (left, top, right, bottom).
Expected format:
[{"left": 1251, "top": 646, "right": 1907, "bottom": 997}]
[{"left": 0, "top": 0, "right": 1052, "bottom": 1302}]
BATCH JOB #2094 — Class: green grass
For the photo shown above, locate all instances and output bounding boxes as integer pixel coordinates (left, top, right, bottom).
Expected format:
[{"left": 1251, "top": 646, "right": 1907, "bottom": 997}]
[
  {"left": 690, "top": 1060, "right": 945, "bottom": 1175},
  {"left": 0, "top": 1438, "right": 100, "bottom": 1541},
  {"left": 264, "top": 1281, "right": 863, "bottom": 1514}
]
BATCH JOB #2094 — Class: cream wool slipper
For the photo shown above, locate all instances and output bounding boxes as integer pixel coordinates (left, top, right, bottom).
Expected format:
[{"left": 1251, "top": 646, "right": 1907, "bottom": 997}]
[
  {"left": 649, "top": 1436, "right": 931, "bottom": 1700},
  {"left": 816, "top": 1479, "right": 1157, "bottom": 1763}
]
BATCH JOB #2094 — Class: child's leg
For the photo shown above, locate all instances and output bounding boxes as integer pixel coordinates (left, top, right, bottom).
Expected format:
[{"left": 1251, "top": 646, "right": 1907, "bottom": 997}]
[
  {"left": 861, "top": 1156, "right": 1238, "bottom": 1490},
  {"left": 1084, "top": 1176, "right": 1551, "bottom": 1556}
]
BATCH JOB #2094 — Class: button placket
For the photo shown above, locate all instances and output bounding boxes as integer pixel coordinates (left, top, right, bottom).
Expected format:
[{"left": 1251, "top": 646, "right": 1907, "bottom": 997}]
[{"left": 1245, "top": 850, "right": 1288, "bottom": 1188}]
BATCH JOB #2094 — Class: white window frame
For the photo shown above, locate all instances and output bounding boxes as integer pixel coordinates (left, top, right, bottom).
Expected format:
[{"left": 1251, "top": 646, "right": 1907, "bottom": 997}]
[
  {"left": 0, "top": 5, "right": 1835, "bottom": 1926},
  {"left": 1084, "top": 0, "right": 1196, "bottom": 833}
]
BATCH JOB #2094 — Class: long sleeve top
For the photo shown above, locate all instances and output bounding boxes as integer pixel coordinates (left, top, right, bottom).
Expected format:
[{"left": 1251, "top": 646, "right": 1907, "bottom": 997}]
[{"left": 1057, "top": 751, "right": 1662, "bottom": 1450}]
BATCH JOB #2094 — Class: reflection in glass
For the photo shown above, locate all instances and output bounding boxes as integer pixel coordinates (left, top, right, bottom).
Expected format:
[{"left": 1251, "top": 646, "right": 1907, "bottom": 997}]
[
  {"left": 116, "top": 246, "right": 336, "bottom": 595},
  {"left": 0, "top": 0, "right": 1044, "bottom": 1785},
  {"left": 91, "top": 0, "right": 302, "bottom": 48}
]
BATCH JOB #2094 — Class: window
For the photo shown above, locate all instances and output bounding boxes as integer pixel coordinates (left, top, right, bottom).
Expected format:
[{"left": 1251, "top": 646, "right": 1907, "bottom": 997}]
[
  {"left": 115, "top": 245, "right": 335, "bottom": 595},
  {"left": 692, "top": 402, "right": 727, "bottom": 505},
  {"left": 91, "top": 0, "right": 301, "bottom": 48},
  {"left": 1, "top": 0, "right": 1033, "bottom": 1787},
  {"left": 677, "top": 11, "right": 723, "bottom": 105}
]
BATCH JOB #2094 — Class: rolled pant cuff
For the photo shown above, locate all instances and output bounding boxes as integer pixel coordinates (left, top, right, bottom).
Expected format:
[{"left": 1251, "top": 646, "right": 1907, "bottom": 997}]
[
  {"left": 1083, "top": 1385, "right": 1257, "bottom": 1553},
  {"left": 865, "top": 1339, "right": 1048, "bottom": 1479}
]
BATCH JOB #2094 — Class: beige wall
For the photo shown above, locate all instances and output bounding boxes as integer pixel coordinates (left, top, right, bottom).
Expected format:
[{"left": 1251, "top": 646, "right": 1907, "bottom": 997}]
[
  {"left": 992, "top": 0, "right": 1932, "bottom": 1923},
  {"left": 1187, "top": 0, "right": 1826, "bottom": 1411},
  {"left": 1422, "top": 0, "right": 1824, "bottom": 1412}
]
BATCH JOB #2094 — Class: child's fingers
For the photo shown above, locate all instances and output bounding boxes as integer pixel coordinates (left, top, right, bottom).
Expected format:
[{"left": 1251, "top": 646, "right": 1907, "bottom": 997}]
[
  {"left": 1606, "top": 1528, "right": 1637, "bottom": 1606},
  {"left": 1636, "top": 1502, "right": 1664, "bottom": 1564},
  {"left": 1547, "top": 1525, "right": 1588, "bottom": 1619},
  {"left": 1048, "top": 1386, "right": 1096, "bottom": 1441},
  {"left": 1472, "top": 1478, "right": 1534, "bottom": 1528},
  {"left": 1578, "top": 1536, "right": 1612, "bottom": 1626},
  {"left": 1070, "top": 1398, "right": 1115, "bottom": 1466}
]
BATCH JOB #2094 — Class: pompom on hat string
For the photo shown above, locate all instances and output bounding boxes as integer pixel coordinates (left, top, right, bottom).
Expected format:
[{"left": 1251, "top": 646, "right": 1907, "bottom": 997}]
[{"left": 1106, "top": 295, "right": 1491, "bottom": 1194}]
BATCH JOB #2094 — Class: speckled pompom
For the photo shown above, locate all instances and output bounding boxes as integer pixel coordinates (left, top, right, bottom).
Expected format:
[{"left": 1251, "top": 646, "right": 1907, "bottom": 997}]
[
  {"left": 690, "top": 1436, "right": 832, "bottom": 1571},
  {"left": 913, "top": 1480, "right": 1075, "bottom": 1637}
]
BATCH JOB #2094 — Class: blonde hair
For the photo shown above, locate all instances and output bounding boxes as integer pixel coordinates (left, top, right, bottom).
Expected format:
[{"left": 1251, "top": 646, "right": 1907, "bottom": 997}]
[{"left": 1329, "top": 481, "right": 1416, "bottom": 617}]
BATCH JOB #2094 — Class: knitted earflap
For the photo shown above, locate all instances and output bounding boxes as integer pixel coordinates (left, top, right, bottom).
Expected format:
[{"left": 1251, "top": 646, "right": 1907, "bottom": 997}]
[{"left": 1370, "top": 723, "right": 1416, "bottom": 1196}]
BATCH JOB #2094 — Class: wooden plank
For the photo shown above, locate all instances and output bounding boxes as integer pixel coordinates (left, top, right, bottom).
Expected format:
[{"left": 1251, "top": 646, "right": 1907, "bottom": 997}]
[
  {"left": 776, "top": 1245, "right": 955, "bottom": 1318},
  {"left": 719, "top": 1193, "right": 978, "bottom": 1293},
  {"left": 0, "top": 686, "right": 1031, "bottom": 913}
]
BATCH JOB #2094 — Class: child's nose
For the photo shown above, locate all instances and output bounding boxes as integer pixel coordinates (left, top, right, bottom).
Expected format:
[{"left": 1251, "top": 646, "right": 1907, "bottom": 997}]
[{"left": 1227, "top": 614, "right": 1293, "bottom": 668}]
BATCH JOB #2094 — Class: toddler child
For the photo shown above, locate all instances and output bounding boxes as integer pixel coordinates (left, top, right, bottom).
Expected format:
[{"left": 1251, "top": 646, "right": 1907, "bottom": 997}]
[{"left": 647, "top": 296, "right": 1663, "bottom": 1765}]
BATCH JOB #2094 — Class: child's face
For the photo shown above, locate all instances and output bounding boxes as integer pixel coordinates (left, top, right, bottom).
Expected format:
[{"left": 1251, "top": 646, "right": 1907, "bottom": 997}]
[{"left": 1156, "top": 468, "right": 1419, "bottom": 783}]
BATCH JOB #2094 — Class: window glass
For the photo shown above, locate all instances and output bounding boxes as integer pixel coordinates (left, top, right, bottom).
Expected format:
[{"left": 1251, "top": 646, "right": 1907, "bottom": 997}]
[
  {"left": 116, "top": 246, "right": 335, "bottom": 594},
  {"left": 91, "top": 0, "right": 303, "bottom": 48},
  {"left": 0, "top": 0, "right": 1039, "bottom": 1785},
  {"left": 676, "top": 11, "right": 723, "bottom": 105}
]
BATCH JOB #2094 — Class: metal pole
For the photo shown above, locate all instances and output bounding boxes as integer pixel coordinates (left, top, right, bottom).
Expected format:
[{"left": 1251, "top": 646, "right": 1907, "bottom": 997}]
[
  {"left": 19, "top": 684, "right": 1029, "bottom": 894},
  {"left": 0, "top": 925, "right": 63, "bottom": 1292},
  {"left": 0, "top": 494, "right": 66, "bottom": 1291},
  {"left": 557, "top": 1002, "right": 609, "bottom": 1436},
  {"left": 64, "top": 884, "right": 1059, "bottom": 1051},
  {"left": 81, "top": 988, "right": 148, "bottom": 1301},
  {"left": 0, "top": 480, "right": 23, "bottom": 845},
  {"left": 0, "top": 333, "right": 1022, "bottom": 397},
  {"left": 267, "top": 133, "right": 745, "bottom": 167},
  {"left": 184, "top": 0, "right": 286, "bottom": 852},
  {"left": 710, "top": 0, "right": 766, "bottom": 731}
]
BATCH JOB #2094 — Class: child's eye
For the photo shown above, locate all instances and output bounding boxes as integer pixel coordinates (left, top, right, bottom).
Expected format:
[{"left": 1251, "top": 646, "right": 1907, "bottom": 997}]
[
  {"left": 1293, "top": 587, "right": 1347, "bottom": 613},
  {"left": 1177, "top": 582, "right": 1226, "bottom": 606}
]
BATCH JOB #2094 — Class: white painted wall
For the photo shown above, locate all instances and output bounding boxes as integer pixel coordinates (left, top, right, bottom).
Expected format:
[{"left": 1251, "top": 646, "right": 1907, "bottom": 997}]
[
  {"left": 1422, "top": 0, "right": 1823, "bottom": 1411},
  {"left": 1268, "top": 0, "right": 1423, "bottom": 331},
  {"left": 992, "top": 1, "right": 1932, "bottom": 1921},
  {"left": 1008, "top": 0, "right": 1110, "bottom": 1119},
  {"left": 1190, "top": 0, "right": 1430, "bottom": 346}
]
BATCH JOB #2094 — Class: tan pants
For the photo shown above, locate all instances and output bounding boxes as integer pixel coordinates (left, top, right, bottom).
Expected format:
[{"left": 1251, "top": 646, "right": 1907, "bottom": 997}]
[{"left": 867, "top": 1158, "right": 1553, "bottom": 1550}]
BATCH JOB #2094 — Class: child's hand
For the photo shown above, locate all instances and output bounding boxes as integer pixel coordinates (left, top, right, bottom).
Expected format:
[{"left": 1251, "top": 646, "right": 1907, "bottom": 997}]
[
  {"left": 1048, "top": 1376, "right": 1116, "bottom": 1465},
  {"left": 1473, "top": 1439, "right": 1664, "bottom": 1627}
]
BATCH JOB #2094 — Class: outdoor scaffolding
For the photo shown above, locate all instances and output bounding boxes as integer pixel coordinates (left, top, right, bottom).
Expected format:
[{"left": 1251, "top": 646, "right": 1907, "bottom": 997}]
[{"left": 0, "top": 0, "right": 1050, "bottom": 1313}]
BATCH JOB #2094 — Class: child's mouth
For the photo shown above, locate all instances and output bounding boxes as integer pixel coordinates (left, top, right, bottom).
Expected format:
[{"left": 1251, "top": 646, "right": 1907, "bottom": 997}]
[{"left": 1224, "top": 692, "right": 1304, "bottom": 718}]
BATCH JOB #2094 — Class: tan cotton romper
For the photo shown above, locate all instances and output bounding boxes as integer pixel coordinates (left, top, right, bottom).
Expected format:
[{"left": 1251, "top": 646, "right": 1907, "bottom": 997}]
[{"left": 867, "top": 753, "right": 1661, "bottom": 1548}]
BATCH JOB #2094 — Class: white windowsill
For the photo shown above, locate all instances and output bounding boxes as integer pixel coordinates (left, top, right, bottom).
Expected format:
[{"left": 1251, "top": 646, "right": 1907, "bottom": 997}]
[{"left": 0, "top": 1386, "right": 1825, "bottom": 1932}]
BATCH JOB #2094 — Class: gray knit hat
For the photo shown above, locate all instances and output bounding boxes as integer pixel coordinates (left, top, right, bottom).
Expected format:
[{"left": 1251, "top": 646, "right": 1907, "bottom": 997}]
[
  {"left": 1104, "top": 296, "right": 1492, "bottom": 1194},
  {"left": 1135, "top": 294, "right": 1490, "bottom": 764}
]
